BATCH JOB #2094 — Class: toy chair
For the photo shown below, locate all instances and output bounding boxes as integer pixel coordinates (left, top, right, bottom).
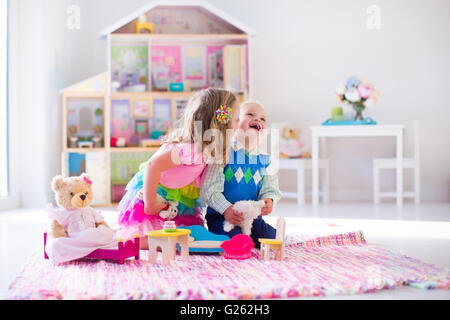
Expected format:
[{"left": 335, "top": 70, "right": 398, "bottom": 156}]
[
  {"left": 259, "top": 217, "right": 286, "bottom": 261},
  {"left": 135, "top": 15, "right": 154, "bottom": 34},
  {"left": 43, "top": 232, "right": 140, "bottom": 264},
  {"left": 278, "top": 158, "right": 330, "bottom": 205},
  {"left": 146, "top": 228, "right": 191, "bottom": 265},
  {"left": 373, "top": 120, "right": 421, "bottom": 204}
]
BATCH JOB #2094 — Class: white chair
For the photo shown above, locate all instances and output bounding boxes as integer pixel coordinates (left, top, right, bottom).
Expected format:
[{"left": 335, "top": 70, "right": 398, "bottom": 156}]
[
  {"left": 279, "top": 158, "right": 330, "bottom": 205},
  {"left": 373, "top": 120, "right": 420, "bottom": 204}
]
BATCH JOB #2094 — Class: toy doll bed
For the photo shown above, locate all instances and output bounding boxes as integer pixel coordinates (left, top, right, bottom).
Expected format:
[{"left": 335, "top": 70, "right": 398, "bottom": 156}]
[{"left": 43, "top": 232, "right": 140, "bottom": 264}]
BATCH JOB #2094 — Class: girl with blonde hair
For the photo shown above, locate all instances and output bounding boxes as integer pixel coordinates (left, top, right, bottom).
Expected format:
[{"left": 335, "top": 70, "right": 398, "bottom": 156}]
[{"left": 117, "top": 88, "right": 240, "bottom": 248}]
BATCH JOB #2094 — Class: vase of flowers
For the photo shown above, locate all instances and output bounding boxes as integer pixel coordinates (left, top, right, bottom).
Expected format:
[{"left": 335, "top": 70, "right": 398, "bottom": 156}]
[{"left": 335, "top": 76, "right": 379, "bottom": 121}]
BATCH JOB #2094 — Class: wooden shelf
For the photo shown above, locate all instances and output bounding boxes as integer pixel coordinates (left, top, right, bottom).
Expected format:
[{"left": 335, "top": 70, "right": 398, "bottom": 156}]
[
  {"left": 110, "top": 147, "right": 160, "bottom": 152},
  {"left": 111, "top": 182, "right": 128, "bottom": 186},
  {"left": 64, "top": 147, "right": 160, "bottom": 153},
  {"left": 110, "top": 91, "right": 195, "bottom": 99},
  {"left": 110, "top": 91, "right": 246, "bottom": 99},
  {"left": 64, "top": 148, "right": 106, "bottom": 153},
  {"left": 62, "top": 92, "right": 105, "bottom": 98}
]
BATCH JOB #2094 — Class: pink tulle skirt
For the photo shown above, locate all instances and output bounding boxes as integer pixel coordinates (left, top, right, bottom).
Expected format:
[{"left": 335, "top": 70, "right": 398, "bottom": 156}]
[{"left": 117, "top": 198, "right": 204, "bottom": 240}]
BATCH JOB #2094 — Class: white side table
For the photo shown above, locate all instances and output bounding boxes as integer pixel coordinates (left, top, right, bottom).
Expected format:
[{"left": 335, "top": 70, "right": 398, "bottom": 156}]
[
  {"left": 310, "top": 125, "right": 405, "bottom": 206},
  {"left": 278, "top": 158, "right": 329, "bottom": 205}
]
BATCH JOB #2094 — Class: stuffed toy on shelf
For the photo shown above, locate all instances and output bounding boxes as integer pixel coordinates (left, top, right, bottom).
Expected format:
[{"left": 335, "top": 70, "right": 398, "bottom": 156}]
[{"left": 279, "top": 124, "right": 309, "bottom": 158}]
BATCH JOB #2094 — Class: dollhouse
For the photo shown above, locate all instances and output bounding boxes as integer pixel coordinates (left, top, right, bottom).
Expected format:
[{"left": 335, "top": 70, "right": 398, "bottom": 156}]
[{"left": 60, "top": 1, "right": 254, "bottom": 206}]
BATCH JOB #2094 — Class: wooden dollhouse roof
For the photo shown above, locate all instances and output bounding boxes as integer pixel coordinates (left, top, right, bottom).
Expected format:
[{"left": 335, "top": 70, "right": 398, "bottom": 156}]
[
  {"left": 61, "top": 72, "right": 107, "bottom": 94},
  {"left": 99, "top": 0, "right": 255, "bottom": 37}
]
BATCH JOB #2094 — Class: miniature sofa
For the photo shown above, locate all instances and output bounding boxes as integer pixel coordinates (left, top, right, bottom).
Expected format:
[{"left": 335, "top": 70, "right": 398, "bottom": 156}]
[{"left": 177, "top": 225, "right": 230, "bottom": 253}]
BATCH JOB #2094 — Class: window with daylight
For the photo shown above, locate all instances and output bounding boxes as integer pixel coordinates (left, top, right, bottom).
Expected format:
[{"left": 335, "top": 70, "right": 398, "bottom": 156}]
[{"left": 0, "top": 0, "right": 9, "bottom": 197}]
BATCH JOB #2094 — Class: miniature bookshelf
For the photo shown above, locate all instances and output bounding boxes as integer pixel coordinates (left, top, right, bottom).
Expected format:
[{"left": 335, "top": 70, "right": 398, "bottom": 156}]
[{"left": 61, "top": 2, "right": 254, "bottom": 206}]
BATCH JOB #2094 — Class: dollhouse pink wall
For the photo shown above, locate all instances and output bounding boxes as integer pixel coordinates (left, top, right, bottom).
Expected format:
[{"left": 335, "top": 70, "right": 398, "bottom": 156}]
[{"left": 151, "top": 46, "right": 183, "bottom": 84}]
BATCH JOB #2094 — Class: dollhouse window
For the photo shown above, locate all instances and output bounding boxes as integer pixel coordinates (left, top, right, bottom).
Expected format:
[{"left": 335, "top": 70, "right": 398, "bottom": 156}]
[{"left": 0, "top": 0, "right": 9, "bottom": 197}]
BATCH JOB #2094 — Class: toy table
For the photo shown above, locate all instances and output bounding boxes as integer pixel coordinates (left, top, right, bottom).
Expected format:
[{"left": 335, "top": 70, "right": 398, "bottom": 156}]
[
  {"left": 146, "top": 229, "right": 191, "bottom": 265},
  {"left": 310, "top": 125, "right": 405, "bottom": 206}
]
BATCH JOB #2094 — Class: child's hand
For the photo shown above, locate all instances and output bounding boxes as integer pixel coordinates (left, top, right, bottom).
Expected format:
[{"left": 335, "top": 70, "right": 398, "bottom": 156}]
[
  {"left": 223, "top": 205, "right": 244, "bottom": 225},
  {"left": 144, "top": 201, "right": 168, "bottom": 216},
  {"left": 260, "top": 198, "right": 273, "bottom": 216}
]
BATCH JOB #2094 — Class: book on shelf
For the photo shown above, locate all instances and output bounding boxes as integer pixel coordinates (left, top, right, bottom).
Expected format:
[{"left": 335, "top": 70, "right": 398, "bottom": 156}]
[
  {"left": 206, "top": 45, "right": 224, "bottom": 88},
  {"left": 223, "top": 45, "right": 247, "bottom": 93}
]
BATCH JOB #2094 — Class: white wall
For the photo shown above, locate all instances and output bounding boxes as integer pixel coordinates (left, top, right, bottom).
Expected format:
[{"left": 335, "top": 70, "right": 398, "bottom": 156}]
[
  {"left": 15, "top": 0, "right": 72, "bottom": 206},
  {"left": 14, "top": 0, "right": 450, "bottom": 206},
  {"left": 16, "top": 0, "right": 50, "bottom": 207}
]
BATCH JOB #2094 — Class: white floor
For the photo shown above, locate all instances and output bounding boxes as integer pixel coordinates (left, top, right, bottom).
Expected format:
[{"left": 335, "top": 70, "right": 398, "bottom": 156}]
[{"left": 1, "top": 201, "right": 449, "bottom": 300}]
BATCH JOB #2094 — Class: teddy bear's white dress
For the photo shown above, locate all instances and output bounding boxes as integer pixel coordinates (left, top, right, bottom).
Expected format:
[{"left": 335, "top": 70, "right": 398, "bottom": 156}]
[{"left": 46, "top": 204, "right": 118, "bottom": 265}]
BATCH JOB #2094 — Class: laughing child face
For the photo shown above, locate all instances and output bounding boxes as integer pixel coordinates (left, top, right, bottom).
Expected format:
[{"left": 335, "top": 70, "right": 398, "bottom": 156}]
[{"left": 236, "top": 102, "right": 268, "bottom": 150}]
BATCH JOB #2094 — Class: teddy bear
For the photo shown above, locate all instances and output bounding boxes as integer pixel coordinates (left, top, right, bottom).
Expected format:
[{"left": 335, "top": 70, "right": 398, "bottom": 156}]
[
  {"left": 48, "top": 173, "right": 110, "bottom": 238},
  {"left": 137, "top": 189, "right": 179, "bottom": 220},
  {"left": 45, "top": 173, "right": 117, "bottom": 265},
  {"left": 223, "top": 200, "right": 266, "bottom": 236},
  {"left": 279, "top": 124, "right": 305, "bottom": 159}
]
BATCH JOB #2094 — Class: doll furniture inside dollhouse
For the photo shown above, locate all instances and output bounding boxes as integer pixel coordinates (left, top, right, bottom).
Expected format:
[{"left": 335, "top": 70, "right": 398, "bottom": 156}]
[
  {"left": 66, "top": 98, "right": 105, "bottom": 149},
  {"left": 60, "top": 1, "right": 254, "bottom": 206}
]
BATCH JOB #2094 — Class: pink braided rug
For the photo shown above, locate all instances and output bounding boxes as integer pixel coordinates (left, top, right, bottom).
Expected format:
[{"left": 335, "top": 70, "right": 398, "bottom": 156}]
[{"left": 7, "top": 229, "right": 449, "bottom": 299}]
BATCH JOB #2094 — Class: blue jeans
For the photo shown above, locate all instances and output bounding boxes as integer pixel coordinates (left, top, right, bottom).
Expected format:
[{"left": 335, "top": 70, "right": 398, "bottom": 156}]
[{"left": 205, "top": 212, "right": 276, "bottom": 249}]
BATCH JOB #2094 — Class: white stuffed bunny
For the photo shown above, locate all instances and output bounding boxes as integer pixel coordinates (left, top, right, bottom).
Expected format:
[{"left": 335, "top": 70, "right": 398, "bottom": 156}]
[
  {"left": 156, "top": 194, "right": 179, "bottom": 220},
  {"left": 223, "top": 200, "right": 266, "bottom": 235}
]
